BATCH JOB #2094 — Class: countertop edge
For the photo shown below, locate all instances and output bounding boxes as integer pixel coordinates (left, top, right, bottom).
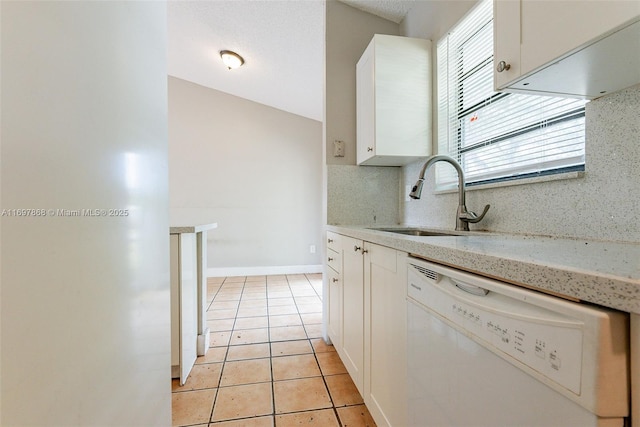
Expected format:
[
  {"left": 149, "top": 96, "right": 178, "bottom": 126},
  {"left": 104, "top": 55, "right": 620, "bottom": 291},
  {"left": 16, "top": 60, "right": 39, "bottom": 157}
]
[
  {"left": 170, "top": 223, "right": 218, "bottom": 234},
  {"left": 326, "top": 225, "right": 640, "bottom": 315}
]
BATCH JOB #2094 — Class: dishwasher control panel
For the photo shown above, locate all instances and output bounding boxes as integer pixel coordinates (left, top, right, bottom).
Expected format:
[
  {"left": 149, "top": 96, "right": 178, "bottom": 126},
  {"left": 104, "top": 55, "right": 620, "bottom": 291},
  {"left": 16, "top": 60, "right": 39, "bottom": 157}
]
[{"left": 408, "top": 264, "right": 584, "bottom": 395}]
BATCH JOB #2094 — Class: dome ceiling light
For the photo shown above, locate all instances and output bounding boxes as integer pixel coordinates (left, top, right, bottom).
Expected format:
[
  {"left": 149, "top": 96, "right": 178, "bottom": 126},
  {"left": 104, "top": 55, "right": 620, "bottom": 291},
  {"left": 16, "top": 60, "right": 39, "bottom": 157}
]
[{"left": 220, "top": 50, "right": 245, "bottom": 70}]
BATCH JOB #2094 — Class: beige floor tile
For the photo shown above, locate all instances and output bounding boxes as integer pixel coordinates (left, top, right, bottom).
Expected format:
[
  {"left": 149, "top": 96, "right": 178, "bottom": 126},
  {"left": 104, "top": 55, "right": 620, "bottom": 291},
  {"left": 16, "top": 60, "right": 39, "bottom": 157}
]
[
  {"left": 213, "top": 291, "right": 241, "bottom": 302},
  {"left": 226, "top": 343, "right": 271, "bottom": 361},
  {"left": 237, "top": 306, "right": 268, "bottom": 318},
  {"left": 245, "top": 275, "right": 267, "bottom": 283},
  {"left": 239, "top": 299, "right": 267, "bottom": 308},
  {"left": 267, "top": 282, "right": 290, "bottom": 288},
  {"left": 241, "top": 291, "right": 267, "bottom": 299},
  {"left": 220, "top": 358, "right": 271, "bottom": 386},
  {"left": 269, "top": 325, "right": 307, "bottom": 342},
  {"left": 268, "top": 305, "right": 299, "bottom": 316},
  {"left": 224, "top": 276, "right": 246, "bottom": 283},
  {"left": 310, "top": 338, "right": 336, "bottom": 353},
  {"left": 268, "top": 314, "right": 302, "bottom": 327},
  {"left": 171, "top": 388, "right": 216, "bottom": 426},
  {"left": 316, "top": 351, "right": 348, "bottom": 376},
  {"left": 300, "top": 313, "right": 322, "bottom": 325},
  {"left": 209, "top": 300, "right": 240, "bottom": 310},
  {"left": 230, "top": 328, "right": 269, "bottom": 345},
  {"left": 304, "top": 323, "right": 323, "bottom": 339},
  {"left": 208, "top": 277, "right": 225, "bottom": 285},
  {"left": 325, "top": 373, "right": 364, "bottom": 406},
  {"left": 336, "top": 404, "right": 377, "bottom": 427},
  {"left": 233, "top": 316, "right": 268, "bottom": 330},
  {"left": 172, "top": 363, "right": 222, "bottom": 392},
  {"left": 272, "top": 354, "right": 321, "bottom": 380},
  {"left": 207, "top": 309, "right": 237, "bottom": 320},
  {"left": 210, "top": 415, "right": 274, "bottom": 426},
  {"left": 294, "top": 296, "right": 322, "bottom": 305},
  {"left": 266, "top": 275, "right": 287, "bottom": 282},
  {"left": 290, "top": 287, "right": 318, "bottom": 297},
  {"left": 212, "top": 382, "right": 273, "bottom": 422},
  {"left": 268, "top": 291, "right": 293, "bottom": 299},
  {"left": 210, "top": 331, "right": 232, "bottom": 347},
  {"left": 270, "top": 340, "right": 313, "bottom": 357},
  {"left": 273, "top": 377, "right": 332, "bottom": 414},
  {"left": 245, "top": 279, "right": 267, "bottom": 287},
  {"left": 296, "top": 303, "right": 323, "bottom": 314},
  {"left": 195, "top": 347, "right": 227, "bottom": 364},
  {"left": 275, "top": 408, "right": 339, "bottom": 427},
  {"left": 267, "top": 297, "right": 295, "bottom": 307},
  {"left": 208, "top": 318, "right": 236, "bottom": 332}
]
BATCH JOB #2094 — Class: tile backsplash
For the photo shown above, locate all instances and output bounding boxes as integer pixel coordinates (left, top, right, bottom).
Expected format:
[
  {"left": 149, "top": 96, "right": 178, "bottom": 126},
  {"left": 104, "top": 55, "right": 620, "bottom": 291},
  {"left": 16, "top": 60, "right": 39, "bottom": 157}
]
[{"left": 327, "top": 84, "right": 639, "bottom": 243}]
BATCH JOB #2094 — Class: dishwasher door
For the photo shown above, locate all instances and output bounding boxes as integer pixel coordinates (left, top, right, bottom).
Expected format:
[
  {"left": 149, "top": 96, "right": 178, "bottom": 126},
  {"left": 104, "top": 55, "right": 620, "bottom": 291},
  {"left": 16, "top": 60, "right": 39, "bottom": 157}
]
[{"left": 407, "top": 258, "right": 629, "bottom": 427}]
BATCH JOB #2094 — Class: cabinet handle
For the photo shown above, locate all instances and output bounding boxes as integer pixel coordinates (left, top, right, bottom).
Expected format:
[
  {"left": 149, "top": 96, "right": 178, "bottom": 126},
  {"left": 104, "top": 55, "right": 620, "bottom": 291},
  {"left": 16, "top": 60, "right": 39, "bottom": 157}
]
[
  {"left": 497, "top": 61, "right": 511, "bottom": 72},
  {"left": 332, "top": 278, "right": 339, "bottom": 283},
  {"left": 328, "top": 238, "right": 333, "bottom": 243},
  {"left": 328, "top": 257, "right": 334, "bottom": 262},
  {"left": 354, "top": 245, "right": 361, "bottom": 252},
  {"left": 367, "top": 147, "right": 373, "bottom": 152}
]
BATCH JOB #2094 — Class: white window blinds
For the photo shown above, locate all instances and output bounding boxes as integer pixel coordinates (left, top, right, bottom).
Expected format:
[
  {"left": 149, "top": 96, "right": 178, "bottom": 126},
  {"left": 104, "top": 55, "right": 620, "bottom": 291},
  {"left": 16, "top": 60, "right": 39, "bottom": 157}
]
[{"left": 436, "top": 0, "right": 587, "bottom": 188}]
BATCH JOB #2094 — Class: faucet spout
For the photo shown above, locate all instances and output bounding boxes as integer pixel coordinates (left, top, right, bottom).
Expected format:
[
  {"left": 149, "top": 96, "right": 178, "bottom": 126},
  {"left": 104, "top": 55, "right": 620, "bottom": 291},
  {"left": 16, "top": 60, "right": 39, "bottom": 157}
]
[{"left": 410, "top": 155, "right": 489, "bottom": 231}]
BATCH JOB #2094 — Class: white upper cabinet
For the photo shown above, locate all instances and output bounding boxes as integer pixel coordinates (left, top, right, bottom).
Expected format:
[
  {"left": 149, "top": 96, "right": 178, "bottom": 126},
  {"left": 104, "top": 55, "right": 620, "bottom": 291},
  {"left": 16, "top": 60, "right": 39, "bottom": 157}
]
[
  {"left": 494, "top": 0, "right": 640, "bottom": 98},
  {"left": 356, "top": 34, "right": 432, "bottom": 166}
]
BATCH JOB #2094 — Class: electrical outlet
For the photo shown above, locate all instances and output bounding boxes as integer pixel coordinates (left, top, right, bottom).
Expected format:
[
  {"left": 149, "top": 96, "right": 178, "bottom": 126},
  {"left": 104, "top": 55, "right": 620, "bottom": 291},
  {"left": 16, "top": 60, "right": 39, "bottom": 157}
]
[{"left": 333, "top": 140, "right": 345, "bottom": 157}]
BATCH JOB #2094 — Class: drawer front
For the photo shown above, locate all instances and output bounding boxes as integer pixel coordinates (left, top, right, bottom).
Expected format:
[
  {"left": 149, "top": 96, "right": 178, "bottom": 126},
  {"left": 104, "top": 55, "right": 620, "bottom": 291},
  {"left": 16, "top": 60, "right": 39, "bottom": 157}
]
[
  {"left": 327, "top": 247, "right": 342, "bottom": 274},
  {"left": 326, "top": 231, "right": 342, "bottom": 252}
]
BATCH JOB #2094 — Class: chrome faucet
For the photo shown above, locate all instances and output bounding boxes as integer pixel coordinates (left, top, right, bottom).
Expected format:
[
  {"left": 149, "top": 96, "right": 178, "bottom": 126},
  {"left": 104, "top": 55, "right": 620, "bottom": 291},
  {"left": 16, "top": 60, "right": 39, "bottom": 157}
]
[{"left": 410, "top": 155, "right": 490, "bottom": 231}]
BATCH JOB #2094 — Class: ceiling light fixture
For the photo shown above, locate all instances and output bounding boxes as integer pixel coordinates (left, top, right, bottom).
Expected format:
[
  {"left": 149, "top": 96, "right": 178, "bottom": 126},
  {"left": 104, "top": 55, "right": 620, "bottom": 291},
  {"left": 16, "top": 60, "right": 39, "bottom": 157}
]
[{"left": 220, "top": 50, "right": 244, "bottom": 70}]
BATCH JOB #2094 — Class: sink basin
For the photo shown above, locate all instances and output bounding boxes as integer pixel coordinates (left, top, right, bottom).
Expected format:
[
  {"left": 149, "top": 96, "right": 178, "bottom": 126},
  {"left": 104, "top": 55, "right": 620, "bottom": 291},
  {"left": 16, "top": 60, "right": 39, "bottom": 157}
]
[{"left": 369, "top": 227, "right": 458, "bottom": 237}]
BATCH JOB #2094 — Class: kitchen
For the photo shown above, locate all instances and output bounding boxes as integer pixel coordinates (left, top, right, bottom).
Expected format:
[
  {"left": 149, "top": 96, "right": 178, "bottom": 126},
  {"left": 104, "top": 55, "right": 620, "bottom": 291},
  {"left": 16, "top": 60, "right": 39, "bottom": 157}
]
[{"left": 1, "top": 0, "right": 639, "bottom": 426}]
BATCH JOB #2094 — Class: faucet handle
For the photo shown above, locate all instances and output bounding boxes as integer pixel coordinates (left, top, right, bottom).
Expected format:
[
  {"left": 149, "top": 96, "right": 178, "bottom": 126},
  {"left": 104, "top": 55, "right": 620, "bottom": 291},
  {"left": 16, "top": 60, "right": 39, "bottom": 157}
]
[{"left": 460, "top": 204, "right": 490, "bottom": 224}]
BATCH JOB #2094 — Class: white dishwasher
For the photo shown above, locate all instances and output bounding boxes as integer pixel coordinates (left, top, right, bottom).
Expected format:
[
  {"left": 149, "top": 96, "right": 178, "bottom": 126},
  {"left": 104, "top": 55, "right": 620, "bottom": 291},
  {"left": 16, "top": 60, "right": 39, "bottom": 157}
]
[{"left": 407, "top": 257, "right": 629, "bottom": 427}]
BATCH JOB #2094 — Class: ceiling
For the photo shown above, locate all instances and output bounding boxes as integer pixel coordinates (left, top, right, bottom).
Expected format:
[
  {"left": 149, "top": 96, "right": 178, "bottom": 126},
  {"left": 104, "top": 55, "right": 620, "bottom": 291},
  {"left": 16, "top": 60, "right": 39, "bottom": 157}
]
[{"left": 167, "top": 1, "right": 415, "bottom": 122}]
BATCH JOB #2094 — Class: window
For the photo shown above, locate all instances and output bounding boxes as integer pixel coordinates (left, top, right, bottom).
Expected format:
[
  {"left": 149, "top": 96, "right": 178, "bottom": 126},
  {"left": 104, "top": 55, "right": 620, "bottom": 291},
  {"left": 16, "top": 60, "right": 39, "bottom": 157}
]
[{"left": 436, "top": 0, "right": 587, "bottom": 188}]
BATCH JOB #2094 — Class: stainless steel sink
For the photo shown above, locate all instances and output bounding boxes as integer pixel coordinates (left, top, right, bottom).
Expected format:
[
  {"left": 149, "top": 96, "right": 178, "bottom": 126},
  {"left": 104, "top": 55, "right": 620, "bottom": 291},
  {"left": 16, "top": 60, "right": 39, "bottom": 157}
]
[{"left": 369, "top": 227, "right": 458, "bottom": 237}]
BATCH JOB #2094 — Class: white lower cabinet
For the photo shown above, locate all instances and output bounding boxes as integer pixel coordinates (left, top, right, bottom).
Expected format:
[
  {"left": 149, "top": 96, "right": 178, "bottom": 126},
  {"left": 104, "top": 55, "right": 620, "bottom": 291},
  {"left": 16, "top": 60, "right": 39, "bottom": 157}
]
[
  {"left": 326, "top": 231, "right": 407, "bottom": 427},
  {"left": 364, "top": 244, "right": 407, "bottom": 427},
  {"left": 326, "top": 232, "right": 343, "bottom": 349},
  {"left": 341, "top": 235, "right": 365, "bottom": 393}
]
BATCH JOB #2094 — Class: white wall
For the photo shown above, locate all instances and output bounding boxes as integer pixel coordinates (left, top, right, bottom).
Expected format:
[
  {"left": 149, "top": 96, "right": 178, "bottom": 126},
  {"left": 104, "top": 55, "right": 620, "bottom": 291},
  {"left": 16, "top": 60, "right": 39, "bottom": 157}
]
[
  {"left": 1, "top": 2, "right": 170, "bottom": 426},
  {"left": 168, "top": 77, "right": 323, "bottom": 276}
]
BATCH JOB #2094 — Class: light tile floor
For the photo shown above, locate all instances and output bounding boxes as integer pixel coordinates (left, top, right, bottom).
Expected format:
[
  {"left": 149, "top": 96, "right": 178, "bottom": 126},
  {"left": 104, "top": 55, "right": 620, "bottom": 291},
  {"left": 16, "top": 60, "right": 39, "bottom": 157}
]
[{"left": 172, "top": 273, "right": 377, "bottom": 427}]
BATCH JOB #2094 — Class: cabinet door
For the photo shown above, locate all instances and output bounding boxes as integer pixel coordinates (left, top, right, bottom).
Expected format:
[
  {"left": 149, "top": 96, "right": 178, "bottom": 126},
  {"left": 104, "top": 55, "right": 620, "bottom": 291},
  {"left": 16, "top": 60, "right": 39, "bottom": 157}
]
[
  {"left": 356, "top": 41, "right": 375, "bottom": 165},
  {"left": 364, "top": 245, "right": 407, "bottom": 427},
  {"left": 356, "top": 35, "right": 431, "bottom": 166},
  {"left": 327, "top": 266, "right": 342, "bottom": 348},
  {"left": 519, "top": 1, "right": 638, "bottom": 76},
  {"left": 493, "top": 0, "right": 521, "bottom": 90},
  {"left": 495, "top": 0, "right": 640, "bottom": 92},
  {"left": 341, "top": 236, "right": 365, "bottom": 394},
  {"left": 170, "top": 233, "right": 198, "bottom": 386}
]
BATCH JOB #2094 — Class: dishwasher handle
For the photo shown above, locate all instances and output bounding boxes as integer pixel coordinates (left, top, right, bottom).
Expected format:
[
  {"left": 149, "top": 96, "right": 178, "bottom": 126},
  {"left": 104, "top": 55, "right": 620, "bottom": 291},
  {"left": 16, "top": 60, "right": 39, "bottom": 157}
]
[{"left": 452, "top": 279, "right": 490, "bottom": 296}]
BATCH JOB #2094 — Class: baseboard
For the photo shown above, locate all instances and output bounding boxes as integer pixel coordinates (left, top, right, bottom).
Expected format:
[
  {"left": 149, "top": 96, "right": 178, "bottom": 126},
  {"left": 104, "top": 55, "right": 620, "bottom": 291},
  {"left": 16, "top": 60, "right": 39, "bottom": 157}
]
[{"left": 208, "top": 264, "right": 323, "bottom": 278}]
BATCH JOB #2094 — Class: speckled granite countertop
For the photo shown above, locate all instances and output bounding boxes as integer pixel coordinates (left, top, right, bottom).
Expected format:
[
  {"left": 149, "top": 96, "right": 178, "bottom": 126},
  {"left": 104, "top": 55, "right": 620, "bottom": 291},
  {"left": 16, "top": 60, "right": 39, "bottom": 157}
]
[{"left": 326, "top": 225, "right": 640, "bottom": 315}]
